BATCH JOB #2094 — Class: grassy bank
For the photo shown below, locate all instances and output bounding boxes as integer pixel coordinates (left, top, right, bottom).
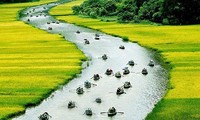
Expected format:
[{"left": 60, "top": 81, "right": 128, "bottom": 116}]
[
  {"left": 0, "top": 0, "right": 86, "bottom": 119},
  {"left": 50, "top": 0, "right": 200, "bottom": 119}
]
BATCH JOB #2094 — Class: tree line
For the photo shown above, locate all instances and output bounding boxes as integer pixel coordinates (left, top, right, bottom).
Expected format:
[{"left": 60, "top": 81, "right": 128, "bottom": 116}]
[{"left": 72, "top": 0, "right": 200, "bottom": 25}]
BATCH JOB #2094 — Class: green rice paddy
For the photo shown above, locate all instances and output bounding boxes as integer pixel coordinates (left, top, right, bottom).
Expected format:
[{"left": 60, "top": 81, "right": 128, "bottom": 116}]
[
  {"left": 0, "top": 0, "right": 85, "bottom": 119},
  {"left": 50, "top": 0, "right": 200, "bottom": 119}
]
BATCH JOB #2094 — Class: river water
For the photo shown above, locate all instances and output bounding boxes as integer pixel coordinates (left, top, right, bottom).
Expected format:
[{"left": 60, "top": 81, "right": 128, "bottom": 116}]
[{"left": 14, "top": 1, "right": 168, "bottom": 120}]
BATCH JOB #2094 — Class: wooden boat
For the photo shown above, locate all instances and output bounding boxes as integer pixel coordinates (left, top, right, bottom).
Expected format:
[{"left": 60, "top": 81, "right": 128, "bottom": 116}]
[
  {"left": 48, "top": 27, "right": 52, "bottom": 30},
  {"left": 148, "top": 60, "right": 155, "bottom": 67},
  {"left": 102, "top": 54, "right": 107, "bottom": 60},
  {"left": 105, "top": 69, "right": 113, "bottom": 75},
  {"left": 107, "top": 107, "right": 117, "bottom": 117},
  {"left": 68, "top": 101, "right": 75, "bottom": 108},
  {"left": 84, "top": 39, "right": 90, "bottom": 44},
  {"left": 84, "top": 81, "right": 91, "bottom": 88},
  {"left": 93, "top": 74, "right": 100, "bottom": 81},
  {"left": 123, "top": 81, "right": 132, "bottom": 89},
  {"left": 119, "top": 45, "right": 125, "bottom": 49},
  {"left": 38, "top": 112, "right": 51, "bottom": 120},
  {"left": 76, "top": 30, "right": 80, "bottom": 34},
  {"left": 115, "top": 72, "right": 121, "bottom": 78},
  {"left": 142, "top": 68, "right": 148, "bottom": 75},
  {"left": 95, "top": 97, "right": 102, "bottom": 103},
  {"left": 128, "top": 60, "right": 135, "bottom": 66},
  {"left": 76, "top": 87, "right": 84, "bottom": 94},
  {"left": 95, "top": 37, "right": 100, "bottom": 40},
  {"left": 116, "top": 87, "right": 124, "bottom": 95},
  {"left": 123, "top": 67, "right": 130, "bottom": 75},
  {"left": 85, "top": 109, "right": 93, "bottom": 116}
]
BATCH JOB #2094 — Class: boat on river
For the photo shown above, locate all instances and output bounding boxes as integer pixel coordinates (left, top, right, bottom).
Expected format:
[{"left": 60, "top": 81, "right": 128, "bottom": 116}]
[
  {"left": 38, "top": 112, "right": 51, "bottom": 120},
  {"left": 123, "top": 67, "right": 130, "bottom": 75},
  {"left": 105, "top": 69, "right": 113, "bottom": 75},
  {"left": 84, "top": 81, "right": 91, "bottom": 88},
  {"left": 85, "top": 109, "right": 93, "bottom": 116},
  {"left": 123, "top": 81, "right": 132, "bottom": 89},
  {"left": 95, "top": 97, "right": 102, "bottom": 103},
  {"left": 76, "top": 87, "right": 84, "bottom": 94},
  {"left": 93, "top": 74, "right": 101, "bottom": 81},
  {"left": 68, "top": 101, "right": 75, "bottom": 109},
  {"left": 128, "top": 60, "right": 135, "bottom": 66},
  {"left": 107, "top": 107, "right": 117, "bottom": 117},
  {"left": 102, "top": 54, "right": 108, "bottom": 60},
  {"left": 76, "top": 30, "right": 80, "bottom": 34},
  {"left": 148, "top": 60, "right": 155, "bottom": 67},
  {"left": 116, "top": 87, "right": 125, "bottom": 95},
  {"left": 119, "top": 45, "right": 125, "bottom": 49},
  {"left": 142, "top": 68, "right": 148, "bottom": 75},
  {"left": 84, "top": 39, "right": 90, "bottom": 44},
  {"left": 48, "top": 27, "right": 52, "bottom": 30},
  {"left": 115, "top": 72, "right": 121, "bottom": 78}
]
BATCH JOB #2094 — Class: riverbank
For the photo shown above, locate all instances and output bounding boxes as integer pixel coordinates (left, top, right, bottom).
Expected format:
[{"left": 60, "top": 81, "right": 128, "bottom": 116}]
[
  {"left": 50, "top": 0, "right": 200, "bottom": 119},
  {"left": 0, "top": 0, "right": 85, "bottom": 119}
]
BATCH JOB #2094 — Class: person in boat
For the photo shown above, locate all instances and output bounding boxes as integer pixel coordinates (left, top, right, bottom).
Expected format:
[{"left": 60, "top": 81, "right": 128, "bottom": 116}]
[
  {"left": 95, "top": 97, "right": 102, "bottom": 103},
  {"left": 105, "top": 69, "right": 113, "bottom": 75},
  {"left": 142, "top": 68, "right": 148, "bottom": 75},
  {"left": 124, "top": 81, "right": 132, "bottom": 89},
  {"left": 48, "top": 27, "right": 52, "bottom": 30},
  {"left": 92, "top": 74, "right": 101, "bottom": 80},
  {"left": 123, "top": 67, "right": 130, "bottom": 75},
  {"left": 38, "top": 112, "right": 51, "bottom": 120},
  {"left": 102, "top": 54, "right": 107, "bottom": 60},
  {"left": 115, "top": 72, "right": 121, "bottom": 78},
  {"left": 85, "top": 108, "right": 93, "bottom": 116},
  {"left": 68, "top": 101, "right": 75, "bottom": 108},
  {"left": 95, "top": 33, "right": 100, "bottom": 37},
  {"left": 128, "top": 60, "right": 135, "bottom": 66},
  {"left": 84, "top": 39, "right": 90, "bottom": 44},
  {"left": 94, "top": 33, "right": 100, "bottom": 40},
  {"left": 76, "top": 87, "right": 84, "bottom": 94},
  {"left": 108, "top": 107, "right": 117, "bottom": 117},
  {"left": 84, "top": 81, "right": 91, "bottom": 88},
  {"left": 119, "top": 45, "right": 125, "bottom": 49},
  {"left": 148, "top": 60, "right": 155, "bottom": 67},
  {"left": 116, "top": 87, "right": 124, "bottom": 95},
  {"left": 76, "top": 30, "right": 80, "bottom": 34}
]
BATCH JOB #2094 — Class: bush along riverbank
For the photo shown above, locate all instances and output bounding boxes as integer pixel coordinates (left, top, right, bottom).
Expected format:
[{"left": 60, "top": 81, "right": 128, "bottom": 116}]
[
  {"left": 0, "top": 0, "right": 86, "bottom": 119},
  {"left": 49, "top": 0, "right": 200, "bottom": 119}
]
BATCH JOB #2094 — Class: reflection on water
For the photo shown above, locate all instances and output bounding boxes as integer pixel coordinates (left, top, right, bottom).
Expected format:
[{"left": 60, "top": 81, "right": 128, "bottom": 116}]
[{"left": 14, "top": 1, "right": 168, "bottom": 120}]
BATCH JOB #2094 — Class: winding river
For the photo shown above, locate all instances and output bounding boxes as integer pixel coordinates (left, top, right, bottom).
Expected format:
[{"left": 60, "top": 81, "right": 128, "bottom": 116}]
[{"left": 14, "top": 1, "right": 168, "bottom": 120}]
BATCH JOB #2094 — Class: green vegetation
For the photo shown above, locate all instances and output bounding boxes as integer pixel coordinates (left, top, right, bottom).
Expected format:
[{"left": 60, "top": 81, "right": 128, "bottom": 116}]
[
  {"left": 0, "top": 0, "right": 39, "bottom": 4},
  {"left": 72, "top": 0, "right": 200, "bottom": 25},
  {"left": 0, "top": 0, "right": 85, "bottom": 119},
  {"left": 50, "top": 0, "right": 200, "bottom": 119}
]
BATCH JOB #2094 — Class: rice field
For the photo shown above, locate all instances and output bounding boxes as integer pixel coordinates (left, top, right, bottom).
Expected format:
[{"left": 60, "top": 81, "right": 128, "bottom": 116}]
[
  {"left": 50, "top": 0, "right": 200, "bottom": 119},
  {"left": 0, "top": 0, "right": 86, "bottom": 119}
]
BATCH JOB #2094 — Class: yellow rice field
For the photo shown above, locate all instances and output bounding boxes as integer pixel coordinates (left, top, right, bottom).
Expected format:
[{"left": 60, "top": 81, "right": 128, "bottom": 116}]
[{"left": 0, "top": 0, "right": 85, "bottom": 119}]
